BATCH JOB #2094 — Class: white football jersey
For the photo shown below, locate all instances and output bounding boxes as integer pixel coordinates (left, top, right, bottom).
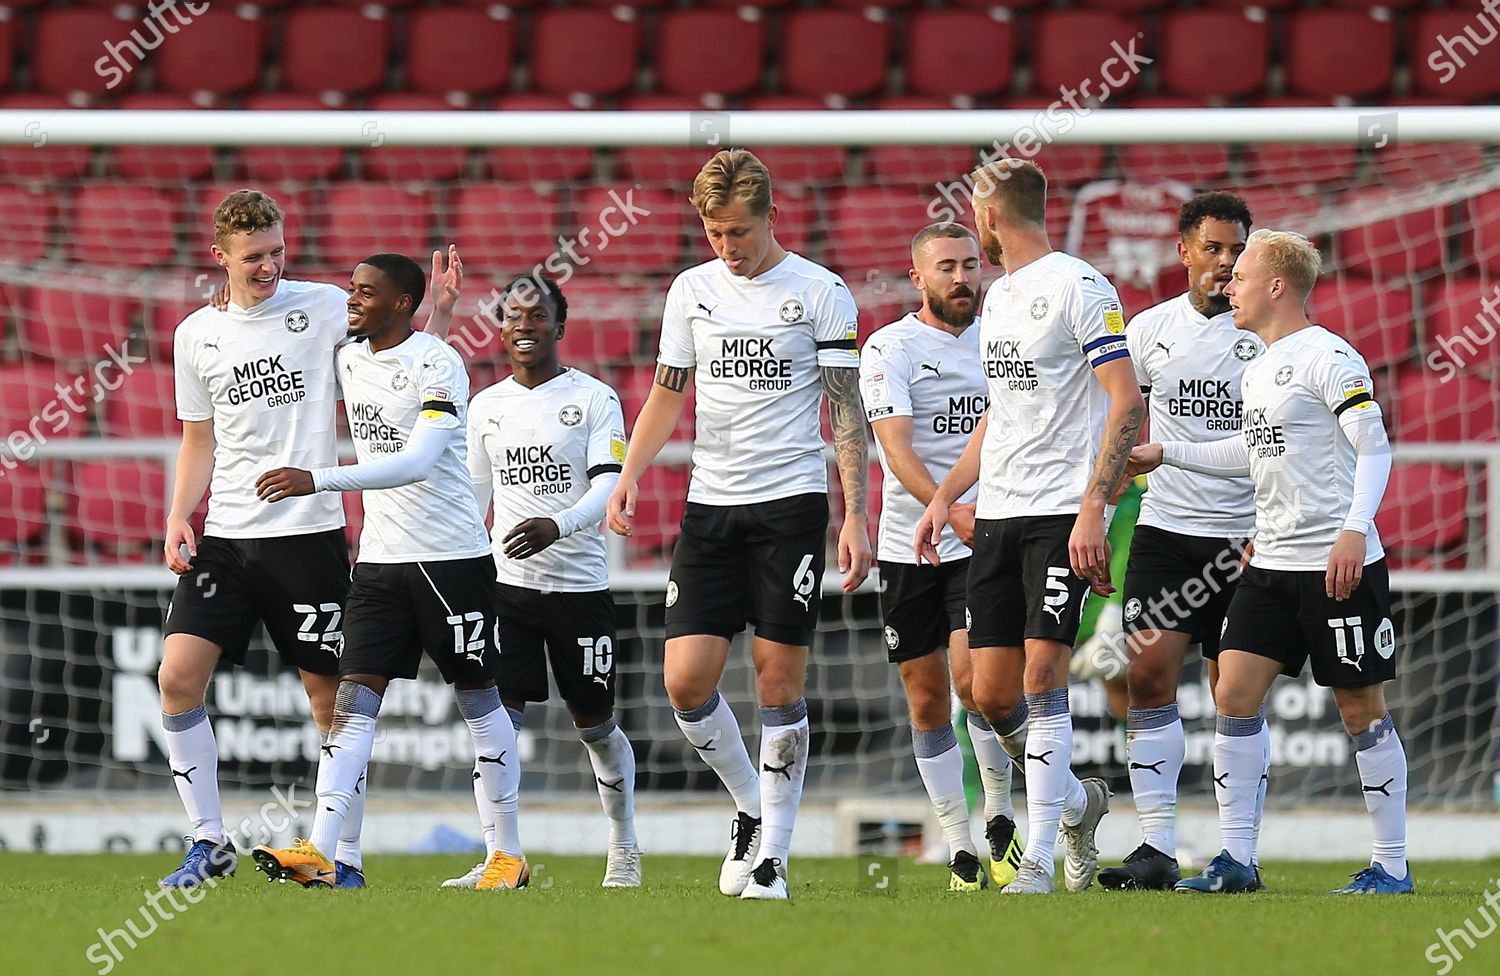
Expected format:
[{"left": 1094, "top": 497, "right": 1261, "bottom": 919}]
[
  {"left": 976, "top": 251, "right": 1129, "bottom": 520},
  {"left": 468, "top": 368, "right": 626, "bottom": 592},
  {"left": 1128, "top": 293, "right": 1260, "bottom": 538},
  {"left": 1241, "top": 326, "right": 1385, "bottom": 571},
  {"left": 174, "top": 279, "right": 346, "bottom": 539},
  {"left": 657, "top": 253, "right": 860, "bottom": 506},
  {"left": 860, "top": 314, "right": 986, "bottom": 563},
  {"left": 335, "top": 330, "right": 490, "bottom": 563}
]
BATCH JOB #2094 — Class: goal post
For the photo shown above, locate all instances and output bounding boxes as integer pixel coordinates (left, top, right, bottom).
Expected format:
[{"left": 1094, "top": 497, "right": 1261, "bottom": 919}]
[{"left": 0, "top": 107, "right": 1497, "bottom": 843}]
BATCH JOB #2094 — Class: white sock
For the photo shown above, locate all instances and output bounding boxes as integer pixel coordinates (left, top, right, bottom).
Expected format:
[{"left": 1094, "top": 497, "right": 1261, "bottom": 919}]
[
  {"left": 1127, "top": 704, "right": 1185, "bottom": 856},
  {"left": 1213, "top": 711, "right": 1265, "bottom": 866},
  {"left": 310, "top": 683, "right": 381, "bottom": 860},
  {"left": 472, "top": 765, "right": 497, "bottom": 859},
  {"left": 914, "top": 725, "right": 975, "bottom": 860},
  {"left": 163, "top": 705, "right": 224, "bottom": 844},
  {"left": 581, "top": 717, "right": 638, "bottom": 849},
  {"left": 757, "top": 699, "right": 810, "bottom": 867},
  {"left": 1354, "top": 713, "right": 1408, "bottom": 880},
  {"left": 1253, "top": 707, "right": 1271, "bottom": 866},
  {"left": 673, "top": 690, "right": 761, "bottom": 818},
  {"left": 1021, "top": 689, "right": 1074, "bottom": 874},
  {"left": 335, "top": 763, "right": 367, "bottom": 871},
  {"left": 459, "top": 687, "right": 522, "bottom": 857},
  {"left": 966, "top": 712, "right": 1014, "bottom": 822}
]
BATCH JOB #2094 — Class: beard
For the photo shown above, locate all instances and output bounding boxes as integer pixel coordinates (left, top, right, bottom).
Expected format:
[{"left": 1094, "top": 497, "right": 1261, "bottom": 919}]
[{"left": 927, "top": 288, "right": 977, "bottom": 329}]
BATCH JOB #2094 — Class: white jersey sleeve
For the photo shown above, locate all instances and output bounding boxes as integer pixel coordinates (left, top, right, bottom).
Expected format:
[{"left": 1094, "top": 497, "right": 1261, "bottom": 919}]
[
  {"left": 657, "top": 276, "right": 697, "bottom": 370},
  {"left": 1070, "top": 274, "right": 1129, "bottom": 371},
  {"left": 174, "top": 328, "right": 213, "bottom": 422},
  {"left": 586, "top": 385, "right": 629, "bottom": 477},
  {"left": 859, "top": 336, "right": 913, "bottom": 423},
  {"left": 813, "top": 278, "right": 860, "bottom": 369}
]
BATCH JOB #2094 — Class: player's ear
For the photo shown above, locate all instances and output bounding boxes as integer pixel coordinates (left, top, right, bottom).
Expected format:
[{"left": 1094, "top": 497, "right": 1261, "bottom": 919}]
[
  {"left": 1177, "top": 238, "right": 1190, "bottom": 268},
  {"left": 555, "top": 322, "right": 565, "bottom": 341}
]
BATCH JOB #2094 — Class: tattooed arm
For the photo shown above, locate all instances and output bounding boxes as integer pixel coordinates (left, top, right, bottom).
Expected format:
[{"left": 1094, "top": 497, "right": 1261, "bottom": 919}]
[
  {"left": 606, "top": 363, "right": 691, "bottom": 536},
  {"left": 1069, "top": 358, "right": 1147, "bottom": 592},
  {"left": 822, "top": 365, "right": 872, "bottom": 592}
]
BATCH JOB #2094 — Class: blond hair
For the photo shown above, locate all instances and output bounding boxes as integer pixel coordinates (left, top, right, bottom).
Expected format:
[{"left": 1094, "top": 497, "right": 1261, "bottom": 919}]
[
  {"left": 970, "top": 158, "right": 1047, "bottom": 228},
  {"left": 213, "top": 189, "right": 284, "bottom": 246},
  {"left": 691, "top": 149, "right": 773, "bottom": 218},
  {"left": 1247, "top": 228, "right": 1323, "bottom": 297}
]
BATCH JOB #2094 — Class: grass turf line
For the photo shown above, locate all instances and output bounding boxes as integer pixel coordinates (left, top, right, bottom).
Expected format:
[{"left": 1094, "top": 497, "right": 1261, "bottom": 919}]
[{"left": 3, "top": 854, "right": 1496, "bottom": 976}]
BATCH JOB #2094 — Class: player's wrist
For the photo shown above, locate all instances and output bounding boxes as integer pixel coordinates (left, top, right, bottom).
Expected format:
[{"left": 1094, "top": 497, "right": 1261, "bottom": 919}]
[{"left": 1339, "top": 523, "right": 1369, "bottom": 539}]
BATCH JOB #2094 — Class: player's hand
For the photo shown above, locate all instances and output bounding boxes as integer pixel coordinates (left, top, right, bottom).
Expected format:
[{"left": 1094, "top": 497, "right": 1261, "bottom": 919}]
[
  {"left": 947, "top": 502, "right": 976, "bottom": 547},
  {"left": 503, "top": 518, "right": 561, "bottom": 560},
  {"left": 209, "top": 280, "right": 230, "bottom": 312},
  {"left": 914, "top": 499, "right": 949, "bottom": 567},
  {"left": 1239, "top": 538, "right": 1255, "bottom": 574},
  {"left": 431, "top": 244, "right": 463, "bottom": 316},
  {"left": 255, "top": 467, "right": 315, "bottom": 503},
  {"left": 164, "top": 516, "right": 196, "bottom": 574},
  {"left": 1326, "top": 529, "right": 1366, "bottom": 601},
  {"left": 1126, "top": 443, "right": 1164, "bottom": 477},
  {"left": 837, "top": 515, "right": 871, "bottom": 593},
  {"left": 606, "top": 478, "right": 637, "bottom": 536},
  {"left": 1069, "top": 506, "right": 1114, "bottom": 596}
]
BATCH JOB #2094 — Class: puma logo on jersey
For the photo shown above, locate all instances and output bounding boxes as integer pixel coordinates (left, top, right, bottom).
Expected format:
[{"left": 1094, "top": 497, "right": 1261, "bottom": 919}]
[
  {"left": 1155, "top": 341, "right": 1174, "bottom": 358},
  {"left": 697, "top": 303, "right": 716, "bottom": 317},
  {"left": 1129, "top": 760, "right": 1166, "bottom": 774},
  {"left": 919, "top": 361, "right": 942, "bottom": 377},
  {"left": 202, "top": 340, "right": 219, "bottom": 351}
]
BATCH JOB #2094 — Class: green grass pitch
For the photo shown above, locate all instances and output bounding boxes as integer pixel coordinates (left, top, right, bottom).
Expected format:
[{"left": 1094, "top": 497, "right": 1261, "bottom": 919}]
[{"left": 4, "top": 855, "right": 1496, "bottom": 976}]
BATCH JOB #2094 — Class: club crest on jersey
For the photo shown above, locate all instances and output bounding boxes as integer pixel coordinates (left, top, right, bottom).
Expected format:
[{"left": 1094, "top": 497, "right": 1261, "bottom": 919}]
[
  {"left": 665, "top": 580, "right": 679, "bottom": 607},
  {"left": 964, "top": 607, "right": 972, "bottom": 631},
  {"left": 558, "top": 404, "right": 583, "bottom": 426},
  {"left": 391, "top": 371, "right": 410, "bottom": 391},
  {"left": 1030, "top": 297, "right": 1049, "bottom": 320},
  {"left": 1233, "top": 337, "right": 1260, "bottom": 361},
  {"left": 883, "top": 626, "right": 900, "bottom": 651},
  {"left": 778, "top": 298, "right": 805, "bottom": 324},
  {"left": 1275, "top": 365, "right": 1293, "bottom": 386},
  {"left": 284, "top": 310, "right": 310, "bottom": 333},
  {"left": 1124, "top": 598, "right": 1142, "bottom": 622}
]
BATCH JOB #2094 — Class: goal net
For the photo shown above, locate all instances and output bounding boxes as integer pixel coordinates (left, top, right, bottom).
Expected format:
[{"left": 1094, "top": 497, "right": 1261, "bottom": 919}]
[{"left": 0, "top": 108, "right": 1497, "bottom": 846}]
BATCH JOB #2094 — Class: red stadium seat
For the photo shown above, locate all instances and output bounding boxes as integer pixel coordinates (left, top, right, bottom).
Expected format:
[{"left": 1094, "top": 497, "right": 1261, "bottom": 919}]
[
  {"left": 72, "top": 460, "right": 168, "bottom": 552},
  {"left": 1242, "top": 144, "right": 1358, "bottom": 187},
  {"left": 824, "top": 0, "right": 914, "bottom": 8},
  {"left": 905, "top": 10, "right": 1014, "bottom": 99},
  {"left": 238, "top": 94, "right": 348, "bottom": 182},
  {"left": 997, "top": 99, "right": 1107, "bottom": 188},
  {"left": 1377, "top": 464, "right": 1470, "bottom": 556},
  {"left": 99, "top": 364, "right": 178, "bottom": 437},
  {"left": 1309, "top": 276, "right": 1415, "bottom": 372},
  {"left": 315, "top": 183, "right": 434, "bottom": 272},
  {"left": 618, "top": 365, "right": 695, "bottom": 442},
  {"left": 0, "top": 365, "right": 90, "bottom": 441},
  {"left": 615, "top": 96, "right": 722, "bottom": 187},
  {"left": 147, "top": 293, "right": 209, "bottom": 362},
  {"left": 0, "top": 461, "right": 48, "bottom": 562},
  {"left": 742, "top": 96, "right": 850, "bottom": 184},
  {"left": 627, "top": 464, "right": 688, "bottom": 559},
  {"left": 153, "top": 7, "right": 265, "bottom": 95},
  {"left": 656, "top": 9, "right": 765, "bottom": 98},
  {"left": 946, "top": 0, "right": 1042, "bottom": 6},
  {"left": 556, "top": 277, "right": 654, "bottom": 368},
  {"left": 780, "top": 10, "right": 890, "bottom": 98},
  {"left": 1392, "top": 368, "right": 1497, "bottom": 442},
  {"left": 0, "top": 14, "right": 14, "bottom": 91},
  {"left": 864, "top": 98, "right": 978, "bottom": 186},
  {"left": 447, "top": 184, "right": 562, "bottom": 273},
  {"left": 487, "top": 95, "right": 595, "bottom": 183},
  {"left": 1235, "top": 184, "right": 1325, "bottom": 235},
  {"left": 1158, "top": 10, "right": 1268, "bottom": 99},
  {"left": 1471, "top": 191, "right": 1500, "bottom": 278},
  {"left": 571, "top": 185, "right": 685, "bottom": 274},
  {"left": 446, "top": 276, "right": 507, "bottom": 362},
  {"left": 1425, "top": 276, "right": 1500, "bottom": 375},
  {"left": 1369, "top": 142, "right": 1487, "bottom": 187},
  {"left": 1117, "top": 110, "right": 1230, "bottom": 187},
  {"left": 405, "top": 7, "right": 514, "bottom": 97},
  {"left": 1411, "top": 11, "right": 1500, "bottom": 100},
  {"left": 827, "top": 187, "right": 936, "bottom": 281},
  {"left": 280, "top": 8, "right": 390, "bottom": 95},
  {"left": 111, "top": 95, "right": 217, "bottom": 181},
  {"left": 0, "top": 96, "right": 94, "bottom": 181},
  {"left": 0, "top": 183, "right": 55, "bottom": 264},
  {"left": 69, "top": 183, "right": 180, "bottom": 269},
  {"left": 1029, "top": 12, "right": 1145, "bottom": 98},
  {"left": 32, "top": 8, "right": 144, "bottom": 96},
  {"left": 361, "top": 94, "right": 470, "bottom": 182},
  {"left": 768, "top": 183, "right": 819, "bottom": 262},
  {"left": 18, "top": 285, "right": 138, "bottom": 365},
  {"left": 698, "top": 0, "right": 791, "bottom": 7},
  {"left": 1198, "top": 0, "right": 1298, "bottom": 7},
  {"left": 530, "top": 9, "right": 641, "bottom": 98},
  {"left": 1336, "top": 187, "right": 1447, "bottom": 279},
  {"left": 1284, "top": 10, "right": 1395, "bottom": 99},
  {"left": 852, "top": 273, "right": 918, "bottom": 344}
]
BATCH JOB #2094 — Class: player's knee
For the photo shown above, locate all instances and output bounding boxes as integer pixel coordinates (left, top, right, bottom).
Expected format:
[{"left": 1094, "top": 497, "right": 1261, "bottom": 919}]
[
  {"left": 1334, "top": 689, "right": 1386, "bottom": 736},
  {"left": 664, "top": 672, "right": 716, "bottom": 713},
  {"left": 970, "top": 687, "right": 1021, "bottom": 727},
  {"left": 156, "top": 663, "right": 208, "bottom": 710},
  {"left": 1126, "top": 659, "right": 1175, "bottom": 708},
  {"left": 906, "top": 686, "right": 950, "bottom": 730}
]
